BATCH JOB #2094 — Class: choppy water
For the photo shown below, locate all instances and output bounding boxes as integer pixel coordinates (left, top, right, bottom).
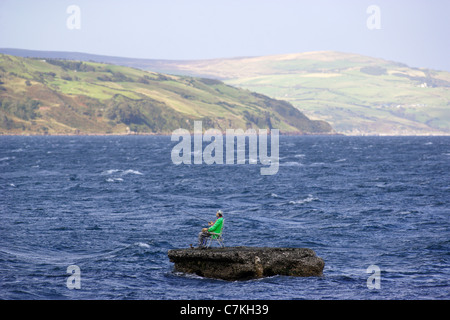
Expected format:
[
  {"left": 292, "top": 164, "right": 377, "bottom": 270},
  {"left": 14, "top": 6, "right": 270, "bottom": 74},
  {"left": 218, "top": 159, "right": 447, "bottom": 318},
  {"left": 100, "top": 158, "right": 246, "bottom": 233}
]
[{"left": 0, "top": 135, "right": 449, "bottom": 299}]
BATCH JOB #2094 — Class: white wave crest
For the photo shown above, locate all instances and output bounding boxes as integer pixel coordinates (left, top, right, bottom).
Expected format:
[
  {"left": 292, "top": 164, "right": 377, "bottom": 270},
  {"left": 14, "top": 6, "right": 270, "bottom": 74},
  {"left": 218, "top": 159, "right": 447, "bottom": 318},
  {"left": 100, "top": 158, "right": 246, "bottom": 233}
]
[
  {"left": 0, "top": 156, "right": 15, "bottom": 161},
  {"left": 106, "top": 178, "right": 124, "bottom": 182},
  {"left": 280, "top": 161, "right": 303, "bottom": 167},
  {"left": 135, "top": 242, "right": 150, "bottom": 248},
  {"left": 122, "top": 169, "right": 143, "bottom": 176},
  {"left": 101, "top": 169, "right": 121, "bottom": 175},
  {"left": 101, "top": 169, "right": 143, "bottom": 176},
  {"left": 288, "top": 194, "right": 318, "bottom": 205}
]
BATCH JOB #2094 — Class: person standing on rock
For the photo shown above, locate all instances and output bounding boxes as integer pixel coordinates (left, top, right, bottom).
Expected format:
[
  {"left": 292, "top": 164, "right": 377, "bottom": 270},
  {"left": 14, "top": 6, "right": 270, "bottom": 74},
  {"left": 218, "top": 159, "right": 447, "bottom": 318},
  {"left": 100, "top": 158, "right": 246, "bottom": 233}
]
[{"left": 196, "top": 210, "right": 224, "bottom": 248}]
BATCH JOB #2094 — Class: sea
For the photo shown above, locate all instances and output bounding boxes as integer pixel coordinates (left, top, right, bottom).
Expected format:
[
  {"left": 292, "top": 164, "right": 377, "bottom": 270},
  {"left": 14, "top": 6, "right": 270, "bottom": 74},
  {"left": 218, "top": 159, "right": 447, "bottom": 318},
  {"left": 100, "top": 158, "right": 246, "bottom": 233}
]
[{"left": 0, "top": 135, "right": 449, "bottom": 300}]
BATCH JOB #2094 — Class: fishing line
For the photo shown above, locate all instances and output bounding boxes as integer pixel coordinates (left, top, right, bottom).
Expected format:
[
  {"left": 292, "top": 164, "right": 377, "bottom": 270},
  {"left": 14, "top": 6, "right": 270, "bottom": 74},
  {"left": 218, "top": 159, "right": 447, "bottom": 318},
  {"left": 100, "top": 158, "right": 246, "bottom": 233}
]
[{"left": 185, "top": 211, "right": 209, "bottom": 223}]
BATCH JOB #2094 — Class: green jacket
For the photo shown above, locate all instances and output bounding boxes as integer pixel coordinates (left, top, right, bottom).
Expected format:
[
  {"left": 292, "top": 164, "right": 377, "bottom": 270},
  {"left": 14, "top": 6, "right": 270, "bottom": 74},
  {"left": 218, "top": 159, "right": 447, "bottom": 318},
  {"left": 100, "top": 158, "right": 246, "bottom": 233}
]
[{"left": 208, "top": 217, "right": 224, "bottom": 238}]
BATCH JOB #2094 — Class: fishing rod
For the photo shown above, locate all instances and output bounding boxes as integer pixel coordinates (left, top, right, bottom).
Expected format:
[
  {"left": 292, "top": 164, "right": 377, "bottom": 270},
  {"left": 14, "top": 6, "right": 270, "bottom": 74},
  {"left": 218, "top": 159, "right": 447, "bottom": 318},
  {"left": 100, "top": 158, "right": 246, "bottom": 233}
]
[
  {"left": 185, "top": 210, "right": 225, "bottom": 226},
  {"left": 185, "top": 211, "right": 210, "bottom": 223}
]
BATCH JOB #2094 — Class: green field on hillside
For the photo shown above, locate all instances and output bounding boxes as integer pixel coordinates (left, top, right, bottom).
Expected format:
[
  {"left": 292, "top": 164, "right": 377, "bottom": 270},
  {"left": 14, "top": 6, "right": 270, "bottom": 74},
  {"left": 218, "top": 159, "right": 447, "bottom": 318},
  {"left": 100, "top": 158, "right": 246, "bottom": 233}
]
[
  {"left": 0, "top": 54, "right": 332, "bottom": 135},
  {"left": 145, "top": 51, "right": 450, "bottom": 135}
]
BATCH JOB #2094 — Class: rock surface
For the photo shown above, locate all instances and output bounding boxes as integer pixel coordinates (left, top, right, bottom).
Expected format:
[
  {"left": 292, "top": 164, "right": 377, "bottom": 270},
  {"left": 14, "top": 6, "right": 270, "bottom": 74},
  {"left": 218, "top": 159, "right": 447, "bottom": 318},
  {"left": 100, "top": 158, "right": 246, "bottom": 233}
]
[{"left": 168, "top": 247, "right": 325, "bottom": 281}]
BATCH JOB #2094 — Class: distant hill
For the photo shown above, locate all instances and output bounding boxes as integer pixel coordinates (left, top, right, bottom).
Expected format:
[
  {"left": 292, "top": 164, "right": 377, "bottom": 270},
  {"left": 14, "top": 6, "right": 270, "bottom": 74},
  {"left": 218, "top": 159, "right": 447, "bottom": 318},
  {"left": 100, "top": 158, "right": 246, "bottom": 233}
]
[
  {"left": 138, "top": 51, "right": 450, "bottom": 136},
  {"left": 0, "top": 48, "right": 184, "bottom": 74},
  {"left": 3, "top": 48, "right": 448, "bottom": 135},
  {"left": 0, "top": 53, "right": 332, "bottom": 135}
]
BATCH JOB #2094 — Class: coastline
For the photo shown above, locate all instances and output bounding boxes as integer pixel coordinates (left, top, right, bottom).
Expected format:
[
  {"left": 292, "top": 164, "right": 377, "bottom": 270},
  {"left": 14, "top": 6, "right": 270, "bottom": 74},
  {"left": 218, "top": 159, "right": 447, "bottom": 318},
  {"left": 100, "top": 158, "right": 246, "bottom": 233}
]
[
  {"left": 2, "top": 132, "right": 450, "bottom": 137},
  {"left": 0, "top": 130, "right": 342, "bottom": 137}
]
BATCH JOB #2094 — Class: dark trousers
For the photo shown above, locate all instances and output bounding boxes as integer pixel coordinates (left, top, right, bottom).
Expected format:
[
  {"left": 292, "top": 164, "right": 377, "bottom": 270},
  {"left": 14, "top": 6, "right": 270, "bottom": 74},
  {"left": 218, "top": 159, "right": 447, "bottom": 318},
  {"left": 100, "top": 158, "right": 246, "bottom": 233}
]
[{"left": 198, "top": 231, "right": 210, "bottom": 247}]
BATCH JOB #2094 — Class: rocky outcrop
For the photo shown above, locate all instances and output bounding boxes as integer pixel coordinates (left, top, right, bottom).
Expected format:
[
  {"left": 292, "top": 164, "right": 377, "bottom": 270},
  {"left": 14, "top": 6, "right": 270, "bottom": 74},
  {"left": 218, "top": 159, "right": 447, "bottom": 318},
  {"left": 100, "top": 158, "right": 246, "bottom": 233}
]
[{"left": 168, "top": 247, "right": 324, "bottom": 281}]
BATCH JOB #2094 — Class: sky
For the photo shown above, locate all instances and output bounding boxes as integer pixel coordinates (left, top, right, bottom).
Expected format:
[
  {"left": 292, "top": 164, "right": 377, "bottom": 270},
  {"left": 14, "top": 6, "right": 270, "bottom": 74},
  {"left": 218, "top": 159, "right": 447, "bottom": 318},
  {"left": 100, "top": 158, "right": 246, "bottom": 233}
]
[{"left": 0, "top": 0, "right": 449, "bottom": 71}]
